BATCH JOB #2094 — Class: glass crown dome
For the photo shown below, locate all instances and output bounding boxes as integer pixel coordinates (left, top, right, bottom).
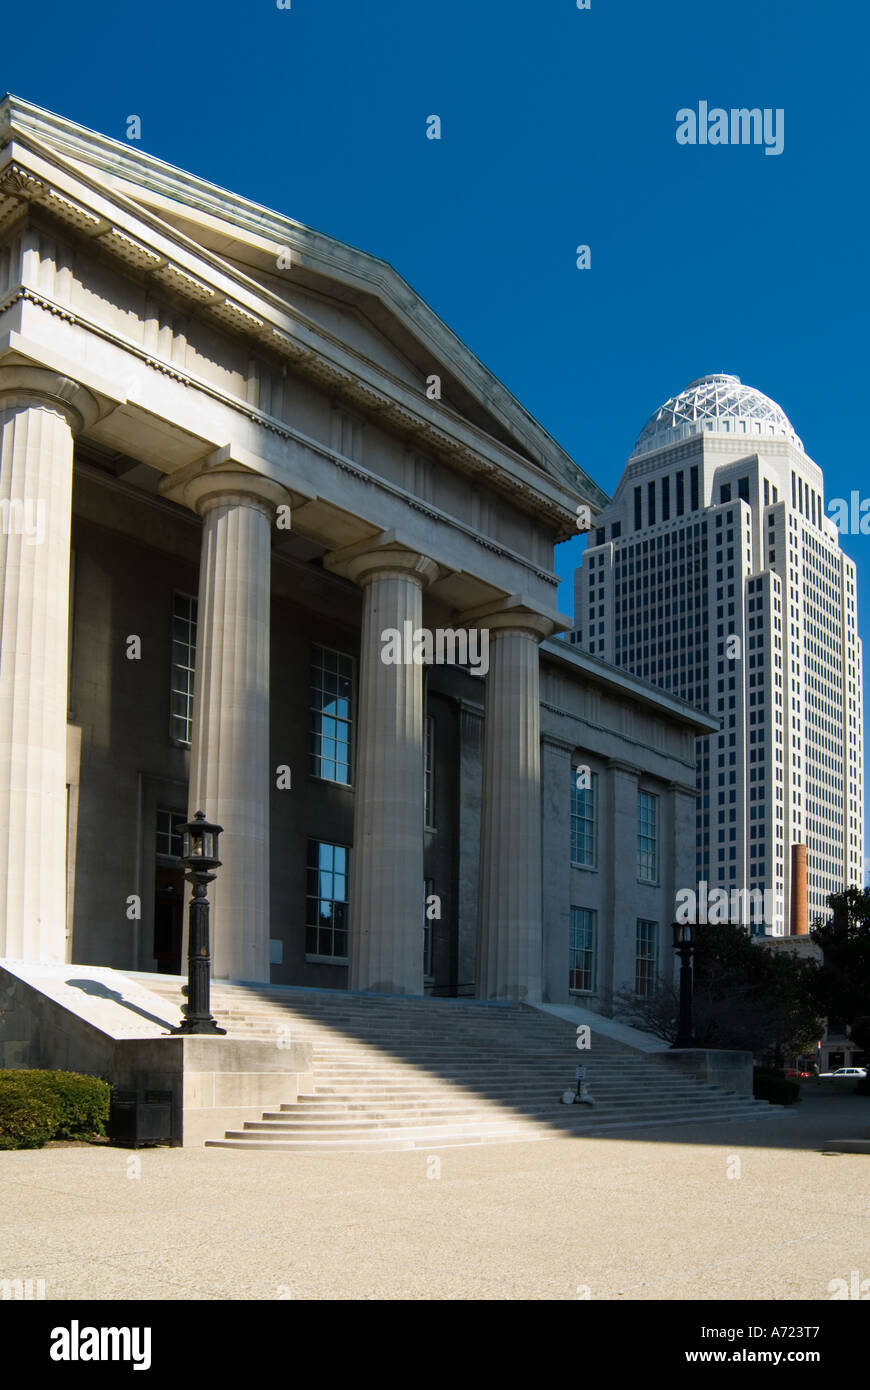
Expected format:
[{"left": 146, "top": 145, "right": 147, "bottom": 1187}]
[{"left": 631, "top": 374, "right": 802, "bottom": 457}]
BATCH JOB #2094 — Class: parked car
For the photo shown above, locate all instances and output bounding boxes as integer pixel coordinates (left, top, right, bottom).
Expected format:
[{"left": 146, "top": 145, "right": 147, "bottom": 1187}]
[{"left": 817, "top": 1066, "right": 867, "bottom": 1079}]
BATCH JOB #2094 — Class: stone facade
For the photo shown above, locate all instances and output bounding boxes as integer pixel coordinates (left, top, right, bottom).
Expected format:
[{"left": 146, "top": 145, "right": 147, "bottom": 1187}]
[{"left": 0, "top": 97, "right": 715, "bottom": 1011}]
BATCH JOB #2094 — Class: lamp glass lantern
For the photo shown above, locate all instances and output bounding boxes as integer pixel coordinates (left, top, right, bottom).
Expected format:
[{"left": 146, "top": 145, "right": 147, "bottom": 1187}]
[
  {"left": 672, "top": 920, "right": 696, "bottom": 950},
  {"left": 179, "top": 811, "right": 222, "bottom": 872}
]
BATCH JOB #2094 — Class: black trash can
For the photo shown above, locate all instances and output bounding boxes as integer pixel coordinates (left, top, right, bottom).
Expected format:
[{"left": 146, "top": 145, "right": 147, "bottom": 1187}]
[{"left": 110, "top": 1089, "right": 173, "bottom": 1147}]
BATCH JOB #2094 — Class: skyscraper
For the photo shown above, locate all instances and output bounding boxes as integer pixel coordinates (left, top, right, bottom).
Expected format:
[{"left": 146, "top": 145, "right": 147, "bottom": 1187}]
[{"left": 570, "top": 374, "right": 864, "bottom": 934}]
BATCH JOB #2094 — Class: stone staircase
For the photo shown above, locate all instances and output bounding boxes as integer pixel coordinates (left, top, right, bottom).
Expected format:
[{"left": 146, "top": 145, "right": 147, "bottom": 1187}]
[{"left": 142, "top": 977, "right": 781, "bottom": 1151}]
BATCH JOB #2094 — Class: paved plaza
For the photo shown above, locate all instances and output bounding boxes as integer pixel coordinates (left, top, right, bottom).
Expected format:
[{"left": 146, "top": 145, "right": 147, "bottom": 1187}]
[{"left": 2, "top": 1091, "right": 868, "bottom": 1301}]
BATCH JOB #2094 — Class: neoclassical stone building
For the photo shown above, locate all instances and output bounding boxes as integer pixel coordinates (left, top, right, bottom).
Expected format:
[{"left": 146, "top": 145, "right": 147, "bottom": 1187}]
[{"left": 0, "top": 97, "right": 714, "bottom": 1006}]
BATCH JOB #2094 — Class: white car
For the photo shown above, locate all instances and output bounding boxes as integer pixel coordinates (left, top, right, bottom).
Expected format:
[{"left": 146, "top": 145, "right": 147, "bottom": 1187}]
[{"left": 818, "top": 1066, "right": 867, "bottom": 1079}]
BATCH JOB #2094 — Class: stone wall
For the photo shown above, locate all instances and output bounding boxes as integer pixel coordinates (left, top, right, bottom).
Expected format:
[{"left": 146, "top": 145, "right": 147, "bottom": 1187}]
[{"left": 0, "top": 965, "right": 313, "bottom": 1145}]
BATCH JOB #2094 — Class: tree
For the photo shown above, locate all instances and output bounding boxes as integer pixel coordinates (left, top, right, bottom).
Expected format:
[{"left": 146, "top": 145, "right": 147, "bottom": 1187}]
[
  {"left": 810, "top": 887, "right": 870, "bottom": 1037},
  {"left": 611, "top": 981, "right": 680, "bottom": 1044},
  {"left": 695, "top": 922, "right": 821, "bottom": 1062},
  {"left": 612, "top": 921, "right": 823, "bottom": 1061}
]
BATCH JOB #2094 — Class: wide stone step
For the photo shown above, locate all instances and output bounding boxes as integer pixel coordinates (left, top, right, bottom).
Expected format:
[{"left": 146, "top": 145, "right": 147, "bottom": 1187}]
[
  {"left": 204, "top": 1027, "right": 593, "bottom": 1042},
  {"left": 245, "top": 1101, "right": 768, "bottom": 1132},
  {"left": 286, "top": 1088, "right": 708, "bottom": 1109},
  {"left": 305, "top": 1050, "right": 624, "bottom": 1062},
  {"left": 304, "top": 1084, "right": 731, "bottom": 1105},
  {"left": 305, "top": 1064, "right": 692, "bottom": 1080},
  {"left": 206, "top": 1104, "right": 779, "bottom": 1151},
  {"left": 302, "top": 1090, "right": 709, "bottom": 1110},
  {"left": 205, "top": 1133, "right": 545, "bottom": 1152},
  {"left": 304, "top": 1081, "right": 721, "bottom": 1101},
  {"left": 239, "top": 1118, "right": 542, "bottom": 1135},
  {"left": 208, "top": 1011, "right": 536, "bottom": 1028},
  {"left": 301, "top": 1065, "right": 632, "bottom": 1078},
  {"left": 304, "top": 1075, "right": 722, "bottom": 1095}
]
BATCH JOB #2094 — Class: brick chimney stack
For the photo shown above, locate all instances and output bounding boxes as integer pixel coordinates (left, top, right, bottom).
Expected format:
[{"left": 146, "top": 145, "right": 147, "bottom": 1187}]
[{"left": 790, "top": 843, "right": 809, "bottom": 936}]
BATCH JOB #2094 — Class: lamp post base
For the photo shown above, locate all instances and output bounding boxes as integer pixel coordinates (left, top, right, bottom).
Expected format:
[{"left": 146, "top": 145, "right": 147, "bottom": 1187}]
[
  {"left": 172, "top": 1018, "right": 227, "bottom": 1036},
  {"left": 173, "top": 996, "right": 226, "bottom": 1035}
]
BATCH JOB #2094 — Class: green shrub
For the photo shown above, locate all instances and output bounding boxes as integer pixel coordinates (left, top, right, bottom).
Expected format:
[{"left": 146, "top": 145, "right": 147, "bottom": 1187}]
[
  {"left": 0, "top": 1075, "right": 61, "bottom": 1149},
  {"left": 753, "top": 1067, "right": 800, "bottom": 1105},
  {"left": 0, "top": 1070, "right": 110, "bottom": 1149},
  {"left": 27, "top": 1071, "right": 110, "bottom": 1139}
]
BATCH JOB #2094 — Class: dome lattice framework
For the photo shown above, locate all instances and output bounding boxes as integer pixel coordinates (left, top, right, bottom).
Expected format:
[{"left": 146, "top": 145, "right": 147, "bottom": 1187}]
[{"left": 631, "top": 374, "right": 802, "bottom": 457}]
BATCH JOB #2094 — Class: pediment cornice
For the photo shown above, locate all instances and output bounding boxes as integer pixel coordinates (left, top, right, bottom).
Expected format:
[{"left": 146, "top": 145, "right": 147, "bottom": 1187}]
[{"left": 0, "top": 95, "right": 608, "bottom": 532}]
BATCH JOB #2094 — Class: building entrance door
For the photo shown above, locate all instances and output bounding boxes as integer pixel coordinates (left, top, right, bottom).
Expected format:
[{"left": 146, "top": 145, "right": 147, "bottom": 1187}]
[{"left": 154, "top": 865, "right": 185, "bottom": 975}]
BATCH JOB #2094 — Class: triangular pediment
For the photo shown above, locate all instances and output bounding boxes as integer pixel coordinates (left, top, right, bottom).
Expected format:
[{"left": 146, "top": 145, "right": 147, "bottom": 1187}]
[{"left": 0, "top": 94, "right": 609, "bottom": 523}]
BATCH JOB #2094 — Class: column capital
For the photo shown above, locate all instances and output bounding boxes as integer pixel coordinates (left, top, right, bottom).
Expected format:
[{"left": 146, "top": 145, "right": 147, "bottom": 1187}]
[
  {"left": 457, "top": 594, "right": 565, "bottom": 642},
  {"left": 606, "top": 757, "right": 640, "bottom": 777},
  {"left": 666, "top": 778, "right": 697, "bottom": 796},
  {"left": 0, "top": 363, "right": 101, "bottom": 434},
  {"left": 159, "top": 446, "right": 291, "bottom": 519},
  {"left": 541, "top": 732, "right": 576, "bottom": 755},
  {"left": 324, "top": 531, "right": 441, "bottom": 589}
]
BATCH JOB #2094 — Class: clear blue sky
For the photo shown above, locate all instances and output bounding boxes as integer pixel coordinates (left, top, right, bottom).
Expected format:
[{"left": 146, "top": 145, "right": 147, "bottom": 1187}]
[{"left": 4, "top": 0, "right": 869, "bottom": 851}]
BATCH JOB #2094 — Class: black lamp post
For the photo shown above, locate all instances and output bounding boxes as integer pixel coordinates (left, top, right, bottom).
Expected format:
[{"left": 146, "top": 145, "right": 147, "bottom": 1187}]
[
  {"left": 172, "top": 811, "right": 226, "bottom": 1036},
  {"left": 671, "top": 919, "right": 697, "bottom": 1049}
]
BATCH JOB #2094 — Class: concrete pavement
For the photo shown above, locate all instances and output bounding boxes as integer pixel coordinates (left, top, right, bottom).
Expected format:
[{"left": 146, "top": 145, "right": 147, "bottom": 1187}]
[{"left": 2, "top": 1089, "right": 868, "bottom": 1301}]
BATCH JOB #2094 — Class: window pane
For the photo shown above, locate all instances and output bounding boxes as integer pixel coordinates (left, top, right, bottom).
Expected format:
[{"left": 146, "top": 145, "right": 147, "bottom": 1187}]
[
  {"left": 306, "top": 839, "right": 351, "bottom": 959},
  {"left": 570, "top": 770, "right": 597, "bottom": 866},
  {"left": 569, "top": 907, "right": 596, "bottom": 992},
  {"left": 635, "top": 920, "right": 658, "bottom": 995},
  {"left": 310, "top": 645, "right": 354, "bottom": 784},
  {"left": 170, "top": 592, "right": 198, "bottom": 744}
]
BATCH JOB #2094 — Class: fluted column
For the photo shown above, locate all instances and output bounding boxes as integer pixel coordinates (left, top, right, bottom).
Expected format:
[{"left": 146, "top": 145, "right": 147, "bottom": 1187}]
[
  {"left": 608, "top": 759, "right": 640, "bottom": 998},
  {"left": 0, "top": 369, "right": 98, "bottom": 962},
  {"left": 334, "top": 544, "right": 439, "bottom": 994},
  {"left": 475, "top": 607, "right": 555, "bottom": 1001},
  {"left": 163, "top": 461, "right": 290, "bottom": 983}
]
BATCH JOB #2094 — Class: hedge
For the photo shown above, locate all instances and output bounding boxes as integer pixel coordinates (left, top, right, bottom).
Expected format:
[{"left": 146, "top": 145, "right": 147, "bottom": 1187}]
[{"left": 0, "top": 1070, "right": 111, "bottom": 1149}]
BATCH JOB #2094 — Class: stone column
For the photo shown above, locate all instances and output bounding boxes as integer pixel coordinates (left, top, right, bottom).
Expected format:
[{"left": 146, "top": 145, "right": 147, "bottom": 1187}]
[
  {"left": 163, "top": 461, "right": 290, "bottom": 983},
  {"left": 330, "top": 544, "right": 439, "bottom": 994},
  {"left": 669, "top": 779, "right": 697, "bottom": 984},
  {"left": 0, "top": 368, "right": 98, "bottom": 962},
  {"left": 457, "top": 699, "right": 484, "bottom": 996},
  {"left": 474, "top": 607, "right": 555, "bottom": 1002},
  {"left": 540, "top": 735, "right": 574, "bottom": 1003},
  {"left": 608, "top": 759, "right": 640, "bottom": 997}
]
